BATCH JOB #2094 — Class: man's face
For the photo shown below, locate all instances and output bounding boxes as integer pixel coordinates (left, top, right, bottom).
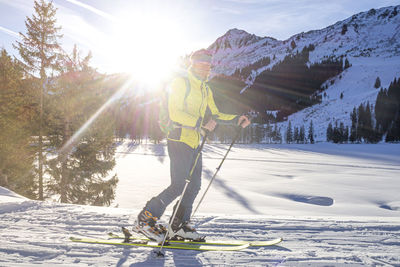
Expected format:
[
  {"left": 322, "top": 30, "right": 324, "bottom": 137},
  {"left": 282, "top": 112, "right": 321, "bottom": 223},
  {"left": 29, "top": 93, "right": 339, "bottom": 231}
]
[{"left": 193, "top": 61, "right": 211, "bottom": 80}]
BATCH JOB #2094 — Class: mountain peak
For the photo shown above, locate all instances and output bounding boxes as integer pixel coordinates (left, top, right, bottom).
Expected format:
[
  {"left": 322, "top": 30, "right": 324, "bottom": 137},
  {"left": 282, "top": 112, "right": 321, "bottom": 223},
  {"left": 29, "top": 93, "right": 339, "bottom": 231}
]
[
  {"left": 208, "top": 28, "right": 263, "bottom": 52},
  {"left": 225, "top": 28, "right": 250, "bottom": 36}
]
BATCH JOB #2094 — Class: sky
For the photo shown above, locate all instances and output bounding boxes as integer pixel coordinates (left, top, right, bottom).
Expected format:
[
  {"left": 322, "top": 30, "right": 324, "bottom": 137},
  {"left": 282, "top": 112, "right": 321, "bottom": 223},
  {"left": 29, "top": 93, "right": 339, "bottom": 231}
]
[{"left": 0, "top": 0, "right": 399, "bottom": 76}]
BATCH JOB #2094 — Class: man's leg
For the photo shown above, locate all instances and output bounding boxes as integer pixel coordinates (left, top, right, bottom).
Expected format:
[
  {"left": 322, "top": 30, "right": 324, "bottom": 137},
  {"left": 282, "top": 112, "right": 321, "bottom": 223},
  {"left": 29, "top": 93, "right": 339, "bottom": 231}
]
[
  {"left": 140, "top": 140, "right": 195, "bottom": 220},
  {"left": 134, "top": 141, "right": 196, "bottom": 242},
  {"left": 168, "top": 149, "right": 203, "bottom": 240},
  {"left": 176, "top": 152, "right": 202, "bottom": 223}
]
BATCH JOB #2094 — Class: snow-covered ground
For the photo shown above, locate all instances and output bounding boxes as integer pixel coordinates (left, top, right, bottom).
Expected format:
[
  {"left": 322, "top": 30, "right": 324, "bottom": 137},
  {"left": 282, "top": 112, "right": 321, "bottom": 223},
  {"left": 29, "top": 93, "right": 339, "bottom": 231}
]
[{"left": 1, "top": 142, "right": 400, "bottom": 266}]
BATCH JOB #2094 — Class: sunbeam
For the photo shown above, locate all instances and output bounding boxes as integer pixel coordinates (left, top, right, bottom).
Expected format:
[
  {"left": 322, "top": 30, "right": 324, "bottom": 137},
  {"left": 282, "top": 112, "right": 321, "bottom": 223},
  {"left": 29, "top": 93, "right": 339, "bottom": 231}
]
[{"left": 58, "top": 76, "right": 135, "bottom": 157}]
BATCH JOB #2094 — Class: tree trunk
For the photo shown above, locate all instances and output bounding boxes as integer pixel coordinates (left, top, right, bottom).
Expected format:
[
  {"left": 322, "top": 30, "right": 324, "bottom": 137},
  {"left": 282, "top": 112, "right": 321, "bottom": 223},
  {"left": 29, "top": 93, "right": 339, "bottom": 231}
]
[
  {"left": 60, "top": 117, "right": 71, "bottom": 203},
  {"left": 38, "top": 77, "right": 44, "bottom": 200}
]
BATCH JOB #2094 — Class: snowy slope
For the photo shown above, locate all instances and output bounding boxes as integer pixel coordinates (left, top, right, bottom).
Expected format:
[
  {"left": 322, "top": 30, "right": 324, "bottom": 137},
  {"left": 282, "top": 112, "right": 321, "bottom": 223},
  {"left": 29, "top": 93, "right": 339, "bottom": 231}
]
[
  {"left": 207, "top": 6, "right": 400, "bottom": 140},
  {"left": 1, "top": 142, "right": 399, "bottom": 266},
  {"left": 280, "top": 56, "right": 400, "bottom": 142}
]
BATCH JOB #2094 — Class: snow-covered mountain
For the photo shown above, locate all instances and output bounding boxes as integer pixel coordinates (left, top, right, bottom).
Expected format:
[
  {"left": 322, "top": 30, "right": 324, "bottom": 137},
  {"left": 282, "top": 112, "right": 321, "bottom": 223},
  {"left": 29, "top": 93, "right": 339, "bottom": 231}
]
[{"left": 207, "top": 5, "right": 400, "bottom": 141}]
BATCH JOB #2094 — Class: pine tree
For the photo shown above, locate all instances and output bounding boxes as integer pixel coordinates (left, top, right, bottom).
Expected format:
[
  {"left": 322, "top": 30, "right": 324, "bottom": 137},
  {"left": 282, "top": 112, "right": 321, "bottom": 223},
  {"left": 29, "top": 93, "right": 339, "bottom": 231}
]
[
  {"left": 384, "top": 78, "right": 400, "bottom": 142},
  {"left": 286, "top": 121, "right": 293, "bottom": 144},
  {"left": 339, "top": 57, "right": 344, "bottom": 71},
  {"left": 332, "top": 121, "right": 340, "bottom": 143},
  {"left": 290, "top": 40, "right": 296, "bottom": 49},
  {"left": 344, "top": 58, "right": 350, "bottom": 69},
  {"left": 273, "top": 123, "right": 282, "bottom": 143},
  {"left": 357, "top": 104, "right": 366, "bottom": 142},
  {"left": 364, "top": 103, "right": 373, "bottom": 142},
  {"left": 45, "top": 46, "right": 118, "bottom": 205},
  {"left": 277, "top": 128, "right": 283, "bottom": 143},
  {"left": 386, "top": 111, "right": 400, "bottom": 142},
  {"left": 341, "top": 24, "right": 348, "bottom": 35},
  {"left": 294, "top": 126, "right": 299, "bottom": 143},
  {"left": 383, "top": 80, "right": 399, "bottom": 132},
  {"left": 374, "top": 77, "right": 381, "bottom": 89},
  {"left": 255, "top": 124, "right": 263, "bottom": 143},
  {"left": 375, "top": 88, "right": 390, "bottom": 132},
  {"left": 349, "top": 107, "right": 358, "bottom": 142},
  {"left": 0, "top": 49, "right": 36, "bottom": 197},
  {"left": 299, "top": 125, "right": 305, "bottom": 143},
  {"left": 308, "top": 120, "right": 315, "bottom": 144},
  {"left": 13, "top": 0, "right": 63, "bottom": 200},
  {"left": 327, "top": 122, "right": 333, "bottom": 142},
  {"left": 339, "top": 122, "right": 347, "bottom": 143}
]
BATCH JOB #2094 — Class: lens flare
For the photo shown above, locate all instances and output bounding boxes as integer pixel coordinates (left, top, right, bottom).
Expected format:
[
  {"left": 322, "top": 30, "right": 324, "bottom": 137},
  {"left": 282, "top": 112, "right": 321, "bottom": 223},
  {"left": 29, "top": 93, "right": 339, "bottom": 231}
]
[{"left": 58, "top": 77, "right": 135, "bottom": 156}]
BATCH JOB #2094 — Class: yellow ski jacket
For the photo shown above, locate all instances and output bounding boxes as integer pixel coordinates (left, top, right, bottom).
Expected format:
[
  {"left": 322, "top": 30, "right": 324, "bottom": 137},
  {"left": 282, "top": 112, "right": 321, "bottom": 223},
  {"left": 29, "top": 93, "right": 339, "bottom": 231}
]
[{"left": 167, "top": 70, "right": 238, "bottom": 148}]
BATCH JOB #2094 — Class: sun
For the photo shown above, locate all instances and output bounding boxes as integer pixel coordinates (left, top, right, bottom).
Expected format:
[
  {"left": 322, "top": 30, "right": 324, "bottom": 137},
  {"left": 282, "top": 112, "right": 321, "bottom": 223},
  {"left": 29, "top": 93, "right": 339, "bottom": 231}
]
[{"left": 110, "top": 12, "right": 187, "bottom": 89}]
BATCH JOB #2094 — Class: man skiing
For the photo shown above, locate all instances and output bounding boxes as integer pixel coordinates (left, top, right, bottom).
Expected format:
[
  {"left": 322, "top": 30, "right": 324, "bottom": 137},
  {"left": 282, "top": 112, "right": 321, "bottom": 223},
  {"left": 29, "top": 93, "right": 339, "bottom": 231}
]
[{"left": 134, "top": 49, "right": 251, "bottom": 243}]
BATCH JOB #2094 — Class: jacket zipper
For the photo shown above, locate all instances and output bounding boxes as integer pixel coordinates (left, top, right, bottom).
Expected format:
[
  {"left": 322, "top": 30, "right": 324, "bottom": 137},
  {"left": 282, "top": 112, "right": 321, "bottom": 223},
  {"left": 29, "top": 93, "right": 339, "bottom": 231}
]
[{"left": 197, "top": 82, "right": 205, "bottom": 145}]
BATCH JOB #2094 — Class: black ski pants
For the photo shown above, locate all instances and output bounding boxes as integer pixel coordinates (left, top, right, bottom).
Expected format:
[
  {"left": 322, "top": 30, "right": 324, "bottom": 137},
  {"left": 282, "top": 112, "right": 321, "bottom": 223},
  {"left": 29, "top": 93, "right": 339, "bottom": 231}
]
[{"left": 144, "top": 140, "right": 202, "bottom": 223}]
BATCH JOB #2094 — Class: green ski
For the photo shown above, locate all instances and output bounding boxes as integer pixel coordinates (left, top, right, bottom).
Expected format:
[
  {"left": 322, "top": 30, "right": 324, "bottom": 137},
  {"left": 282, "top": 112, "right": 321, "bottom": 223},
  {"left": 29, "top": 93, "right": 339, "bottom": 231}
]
[
  {"left": 108, "top": 232, "right": 283, "bottom": 247},
  {"left": 70, "top": 237, "right": 249, "bottom": 251}
]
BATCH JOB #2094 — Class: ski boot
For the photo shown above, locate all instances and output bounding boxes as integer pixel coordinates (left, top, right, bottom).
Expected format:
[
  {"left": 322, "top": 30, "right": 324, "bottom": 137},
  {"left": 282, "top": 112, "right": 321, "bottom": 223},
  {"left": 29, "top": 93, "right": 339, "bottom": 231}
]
[
  {"left": 133, "top": 210, "right": 165, "bottom": 244},
  {"left": 168, "top": 221, "right": 205, "bottom": 242}
]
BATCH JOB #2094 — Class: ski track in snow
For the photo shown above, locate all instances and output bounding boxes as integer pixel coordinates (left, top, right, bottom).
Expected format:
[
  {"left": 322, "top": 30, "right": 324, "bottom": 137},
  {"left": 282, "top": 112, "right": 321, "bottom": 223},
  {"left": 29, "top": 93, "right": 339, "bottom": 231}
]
[
  {"left": 1, "top": 143, "right": 400, "bottom": 266},
  {"left": 1, "top": 201, "right": 400, "bottom": 266}
]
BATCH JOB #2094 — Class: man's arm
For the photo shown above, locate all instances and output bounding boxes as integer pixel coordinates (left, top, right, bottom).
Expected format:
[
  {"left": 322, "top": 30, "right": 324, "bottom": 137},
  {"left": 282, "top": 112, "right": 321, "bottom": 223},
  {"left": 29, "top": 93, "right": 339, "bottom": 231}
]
[
  {"left": 204, "top": 86, "right": 250, "bottom": 131},
  {"left": 206, "top": 86, "right": 238, "bottom": 123}
]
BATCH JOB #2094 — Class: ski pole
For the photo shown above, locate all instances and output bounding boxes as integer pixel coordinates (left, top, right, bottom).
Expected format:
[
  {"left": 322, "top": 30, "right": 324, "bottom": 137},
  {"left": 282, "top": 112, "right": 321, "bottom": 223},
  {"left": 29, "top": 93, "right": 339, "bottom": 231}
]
[
  {"left": 191, "top": 123, "right": 244, "bottom": 219},
  {"left": 156, "top": 130, "right": 209, "bottom": 257}
]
